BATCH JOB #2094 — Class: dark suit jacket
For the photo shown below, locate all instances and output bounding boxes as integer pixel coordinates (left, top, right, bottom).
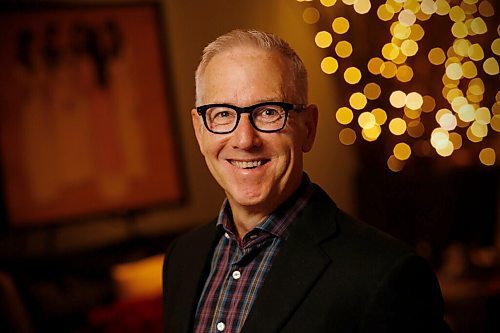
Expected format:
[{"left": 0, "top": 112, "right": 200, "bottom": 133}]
[{"left": 163, "top": 185, "right": 451, "bottom": 332}]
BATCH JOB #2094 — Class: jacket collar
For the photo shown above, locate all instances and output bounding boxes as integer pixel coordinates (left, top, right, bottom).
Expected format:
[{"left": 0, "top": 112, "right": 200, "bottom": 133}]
[{"left": 241, "top": 184, "right": 338, "bottom": 332}]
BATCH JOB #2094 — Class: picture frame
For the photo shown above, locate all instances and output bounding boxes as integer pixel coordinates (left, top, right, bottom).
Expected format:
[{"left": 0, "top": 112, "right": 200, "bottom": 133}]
[{"left": 0, "top": 1, "right": 184, "bottom": 226}]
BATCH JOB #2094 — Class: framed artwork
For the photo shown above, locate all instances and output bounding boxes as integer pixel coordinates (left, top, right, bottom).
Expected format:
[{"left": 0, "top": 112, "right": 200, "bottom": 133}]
[{"left": 0, "top": 1, "right": 184, "bottom": 226}]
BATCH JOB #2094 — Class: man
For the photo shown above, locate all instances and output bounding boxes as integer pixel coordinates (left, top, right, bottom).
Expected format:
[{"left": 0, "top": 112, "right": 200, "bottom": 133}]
[{"left": 163, "top": 29, "right": 450, "bottom": 333}]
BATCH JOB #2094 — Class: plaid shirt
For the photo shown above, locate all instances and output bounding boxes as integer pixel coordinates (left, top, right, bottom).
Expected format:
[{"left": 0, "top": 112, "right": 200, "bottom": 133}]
[{"left": 193, "top": 175, "right": 313, "bottom": 333}]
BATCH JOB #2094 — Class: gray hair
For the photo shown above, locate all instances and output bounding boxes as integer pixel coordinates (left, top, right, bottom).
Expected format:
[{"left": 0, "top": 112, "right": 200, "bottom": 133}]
[{"left": 195, "top": 29, "right": 308, "bottom": 105}]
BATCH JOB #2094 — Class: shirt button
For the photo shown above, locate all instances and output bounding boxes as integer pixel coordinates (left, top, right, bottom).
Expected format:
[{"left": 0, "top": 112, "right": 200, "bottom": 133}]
[
  {"left": 217, "top": 321, "right": 225, "bottom": 331},
  {"left": 224, "top": 232, "right": 230, "bottom": 239},
  {"left": 232, "top": 270, "right": 241, "bottom": 280}
]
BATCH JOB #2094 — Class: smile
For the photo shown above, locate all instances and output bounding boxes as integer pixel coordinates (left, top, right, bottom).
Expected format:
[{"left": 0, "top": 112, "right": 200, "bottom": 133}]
[{"left": 229, "top": 159, "right": 269, "bottom": 169}]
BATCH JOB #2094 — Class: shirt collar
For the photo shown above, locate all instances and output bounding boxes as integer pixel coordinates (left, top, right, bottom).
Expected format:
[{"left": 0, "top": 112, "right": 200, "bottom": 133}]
[{"left": 216, "top": 173, "right": 314, "bottom": 240}]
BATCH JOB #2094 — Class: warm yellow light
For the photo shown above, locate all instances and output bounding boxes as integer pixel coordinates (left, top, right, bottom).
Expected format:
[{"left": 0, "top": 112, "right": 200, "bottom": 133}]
[
  {"left": 461, "top": 61, "right": 478, "bottom": 79},
  {"left": 483, "top": 57, "right": 499, "bottom": 75},
  {"left": 321, "top": 56, "right": 339, "bottom": 74},
  {"left": 431, "top": 128, "right": 450, "bottom": 149},
  {"left": 409, "top": 24, "right": 425, "bottom": 41},
  {"left": 332, "top": 17, "right": 350, "bottom": 34},
  {"left": 392, "top": 51, "right": 408, "bottom": 65},
  {"left": 372, "top": 108, "right": 387, "bottom": 125},
  {"left": 436, "top": 108, "right": 452, "bottom": 123},
  {"left": 315, "top": 31, "right": 333, "bottom": 48},
  {"left": 380, "top": 61, "right": 398, "bottom": 78},
  {"left": 428, "top": 47, "right": 446, "bottom": 65},
  {"left": 461, "top": 3, "right": 478, "bottom": 15},
  {"left": 421, "top": 0, "right": 437, "bottom": 15},
  {"left": 358, "top": 112, "right": 376, "bottom": 129},
  {"left": 392, "top": 23, "right": 412, "bottom": 40},
  {"left": 320, "top": 0, "right": 337, "bottom": 7},
  {"left": 335, "top": 40, "right": 353, "bottom": 58},
  {"left": 349, "top": 92, "right": 368, "bottom": 110},
  {"left": 458, "top": 103, "right": 476, "bottom": 122},
  {"left": 390, "top": 90, "right": 407, "bottom": 108},
  {"left": 344, "top": 67, "right": 362, "bottom": 84},
  {"left": 479, "top": 148, "right": 496, "bottom": 166},
  {"left": 387, "top": 155, "right": 405, "bottom": 172},
  {"left": 446, "top": 88, "right": 463, "bottom": 103},
  {"left": 436, "top": 141, "right": 454, "bottom": 157},
  {"left": 404, "top": 0, "right": 421, "bottom": 13},
  {"left": 468, "top": 43, "right": 484, "bottom": 61},
  {"left": 492, "top": 38, "right": 500, "bottom": 56},
  {"left": 382, "top": 43, "right": 400, "bottom": 60},
  {"left": 389, "top": 118, "right": 407, "bottom": 135},
  {"left": 475, "top": 107, "right": 491, "bottom": 125},
  {"left": 401, "top": 39, "right": 419, "bottom": 57},
  {"left": 367, "top": 57, "right": 384, "bottom": 75},
  {"left": 494, "top": 103, "right": 500, "bottom": 115},
  {"left": 398, "top": 9, "right": 416, "bottom": 26},
  {"left": 451, "top": 96, "right": 467, "bottom": 112},
  {"left": 470, "top": 121, "right": 488, "bottom": 137},
  {"left": 303, "top": 7, "right": 320, "bottom": 24},
  {"left": 439, "top": 113, "right": 458, "bottom": 131},
  {"left": 436, "top": 0, "right": 451, "bottom": 15},
  {"left": 470, "top": 17, "right": 487, "bottom": 34},
  {"left": 478, "top": 0, "right": 495, "bottom": 17},
  {"left": 396, "top": 65, "right": 413, "bottom": 82},
  {"left": 449, "top": 6, "right": 466, "bottom": 22},
  {"left": 362, "top": 125, "right": 382, "bottom": 141},
  {"left": 377, "top": 4, "right": 395, "bottom": 21},
  {"left": 339, "top": 128, "right": 357, "bottom": 145},
  {"left": 466, "top": 127, "right": 483, "bottom": 142},
  {"left": 453, "top": 38, "right": 471, "bottom": 56},
  {"left": 449, "top": 132, "right": 462, "bottom": 150},
  {"left": 452, "top": 22, "right": 468, "bottom": 38},
  {"left": 422, "top": 95, "right": 436, "bottom": 113},
  {"left": 336, "top": 107, "right": 353, "bottom": 125},
  {"left": 446, "top": 63, "right": 463, "bottom": 80},
  {"left": 406, "top": 92, "right": 424, "bottom": 110},
  {"left": 364, "top": 83, "right": 381, "bottom": 100},
  {"left": 404, "top": 106, "right": 421, "bottom": 119},
  {"left": 394, "top": 142, "right": 411, "bottom": 160},
  {"left": 354, "top": 0, "right": 371, "bottom": 14}
]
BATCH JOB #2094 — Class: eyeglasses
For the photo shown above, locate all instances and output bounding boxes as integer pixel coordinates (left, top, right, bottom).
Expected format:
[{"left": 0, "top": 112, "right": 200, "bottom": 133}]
[{"left": 196, "top": 101, "right": 307, "bottom": 134}]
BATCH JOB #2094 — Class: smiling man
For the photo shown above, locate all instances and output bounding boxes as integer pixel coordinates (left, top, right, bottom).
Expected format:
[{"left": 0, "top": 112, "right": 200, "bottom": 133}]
[{"left": 163, "top": 30, "right": 451, "bottom": 333}]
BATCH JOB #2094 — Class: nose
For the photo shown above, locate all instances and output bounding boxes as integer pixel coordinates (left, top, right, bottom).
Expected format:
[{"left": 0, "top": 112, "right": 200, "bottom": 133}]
[{"left": 230, "top": 114, "right": 262, "bottom": 150}]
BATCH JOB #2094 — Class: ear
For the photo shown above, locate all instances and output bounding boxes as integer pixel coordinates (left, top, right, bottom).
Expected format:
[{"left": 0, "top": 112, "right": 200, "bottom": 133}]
[
  {"left": 301, "top": 104, "right": 318, "bottom": 153},
  {"left": 191, "top": 108, "right": 205, "bottom": 155}
]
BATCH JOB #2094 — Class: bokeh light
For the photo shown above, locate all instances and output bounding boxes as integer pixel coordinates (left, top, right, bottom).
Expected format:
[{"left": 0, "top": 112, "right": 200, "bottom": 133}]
[{"left": 297, "top": 0, "right": 499, "bottom": 170}]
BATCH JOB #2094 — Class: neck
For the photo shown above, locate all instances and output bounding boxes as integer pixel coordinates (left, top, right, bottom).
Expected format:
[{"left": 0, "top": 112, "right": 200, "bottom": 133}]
[
  {"left": 228, "top": 202, "right": 268, "bottom": 240},
  {"left": 227, "top": 175, "right": 305, "bottom": 240}
]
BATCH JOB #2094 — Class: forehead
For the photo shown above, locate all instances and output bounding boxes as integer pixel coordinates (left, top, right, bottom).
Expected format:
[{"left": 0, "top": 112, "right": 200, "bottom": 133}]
[{"left": 200, "top": 46, "right": 290, "bottom": 105}]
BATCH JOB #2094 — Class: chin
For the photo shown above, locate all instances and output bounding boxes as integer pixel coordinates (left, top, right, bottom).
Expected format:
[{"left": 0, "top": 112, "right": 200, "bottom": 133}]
[{"left": 228, "top": 186, "right": 271, "bottom": 208}]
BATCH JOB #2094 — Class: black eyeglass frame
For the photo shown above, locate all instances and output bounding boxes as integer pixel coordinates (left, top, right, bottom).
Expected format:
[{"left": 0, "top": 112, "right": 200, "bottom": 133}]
[{"left": 196, "top": 101, "right": 307, "bottom": 134}]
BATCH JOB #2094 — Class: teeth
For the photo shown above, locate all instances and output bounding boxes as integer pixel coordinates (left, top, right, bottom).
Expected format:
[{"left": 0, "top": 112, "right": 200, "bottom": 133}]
[{"left": 231, "top": 160, "right": 263, "bottom": 169}]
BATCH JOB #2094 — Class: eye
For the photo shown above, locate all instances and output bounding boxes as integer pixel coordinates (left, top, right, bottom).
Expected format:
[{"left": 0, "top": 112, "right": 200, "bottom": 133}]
[
  {"left": 254, "top": 105, "right": 284, "bottom": 122},
  {"left": 208, "top": 107, "right": 236, "bottom": 124}
]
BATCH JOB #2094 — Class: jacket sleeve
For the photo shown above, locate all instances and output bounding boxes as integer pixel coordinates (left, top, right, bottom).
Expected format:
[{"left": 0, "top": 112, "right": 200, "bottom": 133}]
[{"left": 358, "top": 254, "right": 452, "bottom": 333}]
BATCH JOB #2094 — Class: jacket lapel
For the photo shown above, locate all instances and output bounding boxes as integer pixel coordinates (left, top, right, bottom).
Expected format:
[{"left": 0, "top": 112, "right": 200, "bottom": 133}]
[
  {"left": 241, "top": 186, "right": 338, "bottom": 333},
  {"left": 174, "top": 222, "right": 220, "bottom": 333}
]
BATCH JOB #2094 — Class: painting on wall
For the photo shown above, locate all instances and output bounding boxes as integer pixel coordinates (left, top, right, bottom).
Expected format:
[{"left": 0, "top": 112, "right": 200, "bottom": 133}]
[{"left": 0, "top": 1, "right": 184, "bottom": 226}]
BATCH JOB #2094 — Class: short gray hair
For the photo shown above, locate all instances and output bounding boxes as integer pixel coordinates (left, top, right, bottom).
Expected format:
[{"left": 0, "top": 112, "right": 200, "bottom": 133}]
[{"left": 195, "top": 29, "right": 308, "bottom": 105}]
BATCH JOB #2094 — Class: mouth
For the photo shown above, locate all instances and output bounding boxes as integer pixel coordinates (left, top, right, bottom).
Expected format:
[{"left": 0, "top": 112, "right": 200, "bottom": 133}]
[{"left": 229, "top": 159, "right": 270, "bottom": 169}]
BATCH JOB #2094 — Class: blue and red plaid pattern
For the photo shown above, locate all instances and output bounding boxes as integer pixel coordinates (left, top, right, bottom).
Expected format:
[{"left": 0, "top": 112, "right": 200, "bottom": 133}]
[{"left": 193, "top": 176, "right": 313, "bottom": 333}]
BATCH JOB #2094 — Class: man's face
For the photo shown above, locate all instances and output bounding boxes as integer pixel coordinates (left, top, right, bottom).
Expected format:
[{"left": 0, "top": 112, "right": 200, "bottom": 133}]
[{"left": 192, "top": 46, "right": 317, "bottom": 215}]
